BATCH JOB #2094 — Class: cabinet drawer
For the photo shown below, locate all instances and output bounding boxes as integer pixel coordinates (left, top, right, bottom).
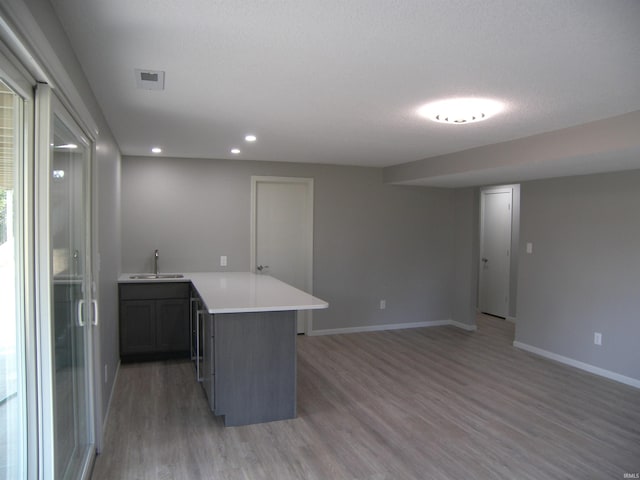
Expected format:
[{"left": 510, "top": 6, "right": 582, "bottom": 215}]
[{"left": 119, "top": 282, "right": 190, "bottom": 300}]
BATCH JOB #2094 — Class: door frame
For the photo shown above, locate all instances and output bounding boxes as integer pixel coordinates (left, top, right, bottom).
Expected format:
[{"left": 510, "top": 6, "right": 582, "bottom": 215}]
[
  {"left": 35, "top": 84, "right": 97, "bottom": 480},
  {"left": 478, "top": 186, "right": 513, "bottom": 318},
  {"left": 0, "top": 46, "right": 37, "bottom": 479},
  {"left": 250, "top": 176, "right": 314, "bottom": 333}
]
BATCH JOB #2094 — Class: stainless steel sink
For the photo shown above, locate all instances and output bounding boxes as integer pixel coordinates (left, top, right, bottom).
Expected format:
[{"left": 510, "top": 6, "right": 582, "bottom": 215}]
[{"left": 129, "top": 273, "right": 185, "bottom": 279}]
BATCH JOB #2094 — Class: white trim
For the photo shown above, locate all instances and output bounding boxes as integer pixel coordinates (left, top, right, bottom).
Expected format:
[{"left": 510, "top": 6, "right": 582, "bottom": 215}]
[
  {"left": 480, "top": 186, "right": 515, "bottom": 194},
  {"left": 0, "top": 52, "right": 37, "bottom": 480},
  {"left": 0, "top": 34, "right": 35, "bottom": 98},
  {"left": 250, "top": 176, "right": 314, "bottom": 334},
  {"left": 35, "top": 82, "right": 55, "bottom": 478},
  {"left": 448, "top": 320, "right": 478, "bottom": 331},
  {"left": 21, "top": 73, "right": 38, "bottom": 480},
  {"left": 513, "top": 341, "right": 640, "bottom": 389},
  {"left": 0, "top": 9, "right": 49, "bottom": 89},
  {"left": 308, "top": 319, "right": 476, "bottom": 336}
]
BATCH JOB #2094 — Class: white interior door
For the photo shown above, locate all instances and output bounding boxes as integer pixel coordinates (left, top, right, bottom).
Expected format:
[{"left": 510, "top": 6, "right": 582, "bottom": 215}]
[
  {"left": 479, "top": 187, "right": 512, "bottom": 318},
  {"left": 251, "top": 177, "right": 313, "bottom": 334}
]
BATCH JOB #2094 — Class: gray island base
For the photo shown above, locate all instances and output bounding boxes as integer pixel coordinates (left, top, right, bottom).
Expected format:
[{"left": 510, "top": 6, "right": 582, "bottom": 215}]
[{"left": 209, "top": 311, "right": 296, "bottom": 426}]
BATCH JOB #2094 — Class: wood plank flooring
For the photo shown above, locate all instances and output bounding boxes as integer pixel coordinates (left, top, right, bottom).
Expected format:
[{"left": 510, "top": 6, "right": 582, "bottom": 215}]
[{"left": 91, "top": 315, "right": 640, "bottom": 479}]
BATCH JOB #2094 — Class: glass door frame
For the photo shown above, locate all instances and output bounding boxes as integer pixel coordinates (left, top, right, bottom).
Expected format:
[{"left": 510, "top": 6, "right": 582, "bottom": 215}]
[
  {"left": 35, "top": 83, "right": 96, "bottom": 480},
  {"left": 0, "top": 42, "right": 37, "bottom": 480}
]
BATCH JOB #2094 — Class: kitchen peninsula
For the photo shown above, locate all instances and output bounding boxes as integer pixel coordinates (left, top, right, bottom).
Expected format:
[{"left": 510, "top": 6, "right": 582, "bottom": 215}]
[{"left": 118, "top": 272, "right": 328, "bottom": 426}]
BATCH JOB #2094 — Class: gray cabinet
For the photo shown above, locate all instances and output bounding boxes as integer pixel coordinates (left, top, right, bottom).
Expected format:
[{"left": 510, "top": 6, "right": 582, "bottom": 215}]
[
  {"left": 156, "top": 299, "right": 191, "bottom": 351},
  {"left": 119, "top": 300, "right": 156, "bottom": 354},
  {"left": 201, "top": 310, "right": 297, "bottom": 426},
  {"left": 119, "top": 282, "right": 190, "bottom": 360}
]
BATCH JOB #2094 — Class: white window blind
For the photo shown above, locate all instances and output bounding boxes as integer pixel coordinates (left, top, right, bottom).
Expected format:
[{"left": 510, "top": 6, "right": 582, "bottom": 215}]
[{"left": 0, "top": 83, "right": 14, "bottom": 190}]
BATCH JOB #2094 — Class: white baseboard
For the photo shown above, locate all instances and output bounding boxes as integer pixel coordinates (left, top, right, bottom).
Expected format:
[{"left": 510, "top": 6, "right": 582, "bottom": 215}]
[
  {"left": 309, "top": 319, "right": 475, "bottom": 336},
  {"left": 309, "top": 320, "right": 449, "bottom": 336},
  {"left": 102, "top": 360, "right": 121, "bottom": 433},
  {"left": 513, "top": 341, "right": 640, "bottom": 389},
  {"left": 448, "top": 320, "right": 478, "bottom": 331}
]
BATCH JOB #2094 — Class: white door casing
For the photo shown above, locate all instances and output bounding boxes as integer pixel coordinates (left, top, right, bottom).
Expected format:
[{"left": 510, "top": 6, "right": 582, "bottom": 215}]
[
  {"left": 250, "top": 177, "right": 313, "bottom": 334},
  {"left": 479, "top": 187, "right": 513, "bottom": 318}
]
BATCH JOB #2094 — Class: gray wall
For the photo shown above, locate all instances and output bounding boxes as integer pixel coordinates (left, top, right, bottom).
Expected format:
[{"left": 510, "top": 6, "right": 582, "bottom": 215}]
[
  {"left": 121, "top": 156, "right": 456, "bottom": 331},
  {"left": 16, "top": 0, "right": 122, "bottom": 432},
  {"left": 95, "top": 138, "right": 121, "bottom": 424},
  {"left": 516, "top": 169, "right": 640, "bottom": 381},
  {"left": 452, "top": 188, "right": 478, "bottom": 326}
]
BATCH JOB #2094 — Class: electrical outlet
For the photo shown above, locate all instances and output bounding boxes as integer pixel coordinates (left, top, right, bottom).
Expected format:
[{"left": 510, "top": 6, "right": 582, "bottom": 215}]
[
  {"left": 220, "top": 255, "right": 227, "bottom": 267},
  {"left": 594, "top": 332, "right": 602, "bottom": 346},
  {"left": 380, "top": 300, "right": 386, "bottom": 310}
]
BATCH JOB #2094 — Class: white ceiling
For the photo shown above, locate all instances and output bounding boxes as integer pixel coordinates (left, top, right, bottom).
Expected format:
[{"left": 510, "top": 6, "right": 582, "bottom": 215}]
[{"left": 51, "top": 0, "right": 640, "bottom": 172}]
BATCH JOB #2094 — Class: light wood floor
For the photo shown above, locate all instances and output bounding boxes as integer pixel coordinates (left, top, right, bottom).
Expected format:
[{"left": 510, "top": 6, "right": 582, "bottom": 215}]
[{"left": 92, "top": 315, "right": 640, "bottom": 479}]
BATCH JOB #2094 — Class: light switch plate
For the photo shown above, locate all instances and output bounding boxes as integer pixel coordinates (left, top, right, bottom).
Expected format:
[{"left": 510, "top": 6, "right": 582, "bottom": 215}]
[
  {"left": 594, "top": 332, "right": 602, "bottom": 346},
  {"left": 526, "top": 242, "right": 533, "bottom": 254},
  {"left": 220, "top": 255, "right": 227, "bottom": 267}
]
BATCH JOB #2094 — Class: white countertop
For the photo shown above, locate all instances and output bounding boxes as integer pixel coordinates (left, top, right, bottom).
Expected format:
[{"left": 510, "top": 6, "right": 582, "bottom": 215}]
[{"left": 118, "top": 271, "right": 328, "bottom": 314}]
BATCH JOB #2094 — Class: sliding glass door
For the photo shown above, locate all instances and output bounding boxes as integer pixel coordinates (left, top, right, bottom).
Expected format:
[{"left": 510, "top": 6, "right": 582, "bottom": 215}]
[{"left": 37, "top": 85, "right": 96, "bottom": 480}]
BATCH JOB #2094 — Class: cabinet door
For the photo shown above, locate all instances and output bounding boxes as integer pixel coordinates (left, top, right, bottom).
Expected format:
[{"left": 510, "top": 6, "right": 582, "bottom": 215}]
[
  {"left": 156, "top": 299, "right": 190, "bottom": 352},
  {"left": 120, "top": 300, "right": 156, "bottom": 354}
]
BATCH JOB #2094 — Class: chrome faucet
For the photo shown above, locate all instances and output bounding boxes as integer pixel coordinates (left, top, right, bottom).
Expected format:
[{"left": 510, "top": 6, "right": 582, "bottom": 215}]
[{"left": 154, "top": 249, "right": 159, "bottom": 275}]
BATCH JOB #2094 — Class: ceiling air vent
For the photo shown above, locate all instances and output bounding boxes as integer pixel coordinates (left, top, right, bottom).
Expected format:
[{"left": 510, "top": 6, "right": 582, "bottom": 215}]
[{"left": 135, "top": 69, "right": 165, "bottom": 90}]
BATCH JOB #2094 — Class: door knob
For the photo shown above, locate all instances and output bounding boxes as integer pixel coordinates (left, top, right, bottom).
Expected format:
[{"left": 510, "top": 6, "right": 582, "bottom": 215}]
[
  {"left": 482, "top": 258, "right": 488, "bottom": 263},
  {"left": 256, "top": 265, "right": 269, "bottom": 272}
]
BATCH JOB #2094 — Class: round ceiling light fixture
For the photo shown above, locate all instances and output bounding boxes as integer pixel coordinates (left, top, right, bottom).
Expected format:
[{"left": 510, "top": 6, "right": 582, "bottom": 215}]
[
  {"left": 231, "top": 148, "right": 241, "bottom": 154},
  {"left": 151, "top": 147, "right": 162, "bottom": 153},
  {"left": 417, "top": 97, "right": 504, "bottom": 125},
  {"left": 244, "top": 134, "right": 257, "bottom": 142}
]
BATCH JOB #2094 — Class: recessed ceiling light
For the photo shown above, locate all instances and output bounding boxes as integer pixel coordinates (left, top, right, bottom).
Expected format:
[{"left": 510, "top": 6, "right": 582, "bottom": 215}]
[
  {"left": 231, "top": 148, "right": 241, "bottom": 154},
  {"left": 417, "top": 97, "right": 504, "bottom": 124},
  {"left": 245, "top": 134, "right": 257, "bottom": 142},
  {"left": 151, "top": 147, "right": 162, "bottom": 153}
]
